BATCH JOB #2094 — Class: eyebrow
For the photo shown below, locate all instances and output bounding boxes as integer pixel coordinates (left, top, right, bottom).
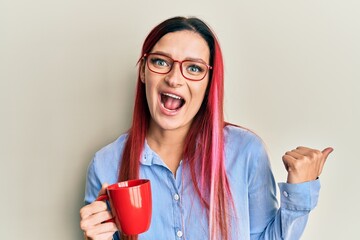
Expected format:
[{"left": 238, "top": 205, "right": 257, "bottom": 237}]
[{"left": 151, "top": 51, "right": 208, "bottom": 64}]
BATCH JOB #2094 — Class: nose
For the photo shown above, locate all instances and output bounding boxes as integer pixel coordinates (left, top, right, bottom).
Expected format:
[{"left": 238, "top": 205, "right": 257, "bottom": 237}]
[{"left": 164, "top": 62, "right": 185, "bottom": 87}]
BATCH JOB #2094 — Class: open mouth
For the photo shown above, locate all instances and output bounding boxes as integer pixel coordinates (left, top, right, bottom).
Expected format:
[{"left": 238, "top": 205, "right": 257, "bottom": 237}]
[{"left": 160, "top": 92, "right": 185, "bottom": 111}]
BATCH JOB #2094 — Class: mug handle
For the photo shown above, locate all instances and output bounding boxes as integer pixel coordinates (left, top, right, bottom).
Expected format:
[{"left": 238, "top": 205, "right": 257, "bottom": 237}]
[
  {"left": 96, "top": 194, "right": 109, "bottom": 202},
  {"left": 96, "top": 194, "right": 115, "bottom": 223}
]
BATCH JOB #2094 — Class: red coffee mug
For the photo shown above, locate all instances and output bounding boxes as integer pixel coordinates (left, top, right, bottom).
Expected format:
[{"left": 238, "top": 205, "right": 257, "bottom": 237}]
[{"left": 96, "top": 179, "right": 152, "bottom": 235}]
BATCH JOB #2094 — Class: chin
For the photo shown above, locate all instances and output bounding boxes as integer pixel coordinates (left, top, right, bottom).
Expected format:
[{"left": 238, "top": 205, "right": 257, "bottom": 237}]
[{"left": 154, "top": 117, "right": 191, "bottom": 132}]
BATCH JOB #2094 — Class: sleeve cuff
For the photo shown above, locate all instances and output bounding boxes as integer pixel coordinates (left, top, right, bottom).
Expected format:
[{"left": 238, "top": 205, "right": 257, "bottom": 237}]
[{"left": 278, "top": 179, "right": 321, "bottom": 211}]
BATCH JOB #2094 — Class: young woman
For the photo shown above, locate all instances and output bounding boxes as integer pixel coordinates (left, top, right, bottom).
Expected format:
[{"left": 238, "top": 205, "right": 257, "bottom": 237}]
[{"left": 80, "top": 16, "right": 333, "bottom": 240}]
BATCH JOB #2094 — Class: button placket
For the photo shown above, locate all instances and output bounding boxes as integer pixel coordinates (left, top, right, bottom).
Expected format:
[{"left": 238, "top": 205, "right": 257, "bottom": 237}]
[
  {"left": 176, "top": 230, "right": 183, "bottom": 238},
  {"left": 166, "top": 172, "right": 184, "bottom": 239},
  {"left": 283, "top": 190, "right": 289, "bottom": 198},
  {"left": 174, "top": 193, "right": 180, "bottom": 201}
]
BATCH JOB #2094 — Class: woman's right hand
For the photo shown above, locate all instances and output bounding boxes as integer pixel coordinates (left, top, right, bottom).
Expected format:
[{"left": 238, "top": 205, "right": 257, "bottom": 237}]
[{"left": 80, "top": 183, "right": 118, "bottom": 240}]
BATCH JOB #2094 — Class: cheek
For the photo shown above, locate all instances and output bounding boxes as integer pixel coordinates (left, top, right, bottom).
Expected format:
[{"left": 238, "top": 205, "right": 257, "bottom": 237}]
[
  {"left": 190, "top": 82, "right": 208, "bottom": 108},
  {"left": 145, "top": 82, "right": 155, "bottom": 102},
  {"left": 195, "top": 80, "right": 209, "bottom": 99},
  {"left": 144, "top": 75, "right": 160, "bottom": 104}
]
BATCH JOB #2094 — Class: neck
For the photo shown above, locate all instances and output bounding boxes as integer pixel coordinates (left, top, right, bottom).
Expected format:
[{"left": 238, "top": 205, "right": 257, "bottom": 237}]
[
  {"left": 146, "top": 121, "right": 189, "bottom": 175},
  {"left": 147, "top": 119, "right": 191, "bottom": 145}
]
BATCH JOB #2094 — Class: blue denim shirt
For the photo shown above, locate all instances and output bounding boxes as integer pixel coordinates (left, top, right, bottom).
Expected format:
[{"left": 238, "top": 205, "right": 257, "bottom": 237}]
[{"left": 84, "top": 125, "right": 320, "bottom": 240}]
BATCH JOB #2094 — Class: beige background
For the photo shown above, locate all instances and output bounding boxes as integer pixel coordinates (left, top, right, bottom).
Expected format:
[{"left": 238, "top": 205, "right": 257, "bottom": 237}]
[{"left": 1, "top": 0, "right": 359, "bottom": 239}]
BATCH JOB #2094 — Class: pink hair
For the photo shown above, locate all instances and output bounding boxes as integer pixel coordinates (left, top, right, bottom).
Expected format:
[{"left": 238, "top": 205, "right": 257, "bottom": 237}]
[{"left": 119, "top": 17, "right": 234, "bottom": 240}]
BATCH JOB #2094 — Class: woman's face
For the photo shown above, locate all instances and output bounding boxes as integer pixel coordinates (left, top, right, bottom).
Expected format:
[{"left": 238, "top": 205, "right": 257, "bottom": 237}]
[{"left": 141, "top": 30, "right": 210, "bottom": 134}]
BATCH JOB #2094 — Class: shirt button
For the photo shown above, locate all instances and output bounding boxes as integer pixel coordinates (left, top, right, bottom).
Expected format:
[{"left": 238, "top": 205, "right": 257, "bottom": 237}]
[
  {"left": 283, "top": 191, "right": 289, "bottom": 198},
  {"left": 176, "top": 230, "right": 183, "bottom": 238},
  {"left": 174, "top": 193, "right": 180, "bottom": 201}
]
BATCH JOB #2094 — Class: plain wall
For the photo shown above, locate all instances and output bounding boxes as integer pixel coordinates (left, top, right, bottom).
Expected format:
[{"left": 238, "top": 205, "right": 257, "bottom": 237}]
[{"left": 1, "top": 0, "right": 359, "bottom": 239}]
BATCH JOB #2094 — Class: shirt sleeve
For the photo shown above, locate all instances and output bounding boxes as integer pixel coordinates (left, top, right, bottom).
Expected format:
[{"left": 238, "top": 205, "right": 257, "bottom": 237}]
[
  {"left": 83, "top": 156, "right": 122, "bottom": 240},
  {"left": 248, "top": 140, "right": 321, "bottom": 240},
  {"left": 84, "top": 155, "right": 102, "bottom": 205}
]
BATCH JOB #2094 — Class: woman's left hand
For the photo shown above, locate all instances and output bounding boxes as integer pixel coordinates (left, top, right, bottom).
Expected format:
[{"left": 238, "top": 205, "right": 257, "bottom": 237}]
[{"left": 282, "top": 146, "right": 333, "bottom": 184}]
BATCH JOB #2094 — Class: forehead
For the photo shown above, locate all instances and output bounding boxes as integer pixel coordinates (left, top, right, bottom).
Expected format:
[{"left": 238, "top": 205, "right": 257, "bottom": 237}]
[{"left": 151, "top": 30, "right": 210, "bottom": 61}]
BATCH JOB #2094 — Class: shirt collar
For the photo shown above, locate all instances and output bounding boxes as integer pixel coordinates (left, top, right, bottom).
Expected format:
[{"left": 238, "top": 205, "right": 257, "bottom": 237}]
[{"left": 140, "top": 140, "right": 165, "bottom": 167}]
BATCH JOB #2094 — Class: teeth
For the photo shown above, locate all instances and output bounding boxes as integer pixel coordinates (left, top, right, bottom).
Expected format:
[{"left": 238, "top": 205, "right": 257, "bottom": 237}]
[{"left": 162, "top": 93, "right": 182, "bottom": 100}]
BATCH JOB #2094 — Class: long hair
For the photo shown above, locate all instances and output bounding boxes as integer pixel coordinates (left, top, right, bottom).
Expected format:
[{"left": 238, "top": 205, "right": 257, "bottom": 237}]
[{"left": 119, "top": 16, "right": 234, "bottom": 240}]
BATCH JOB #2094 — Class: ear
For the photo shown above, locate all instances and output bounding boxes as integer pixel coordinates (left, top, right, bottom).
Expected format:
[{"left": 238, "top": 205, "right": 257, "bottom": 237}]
[{"left": 140, "top": 60, "right": 146, "bottom": 83}]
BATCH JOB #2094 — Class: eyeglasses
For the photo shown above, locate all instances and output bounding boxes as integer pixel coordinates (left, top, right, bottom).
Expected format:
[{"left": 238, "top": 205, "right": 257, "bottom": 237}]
[{"left": 143, "top": 53, "right": 212, "bottom": 81}]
